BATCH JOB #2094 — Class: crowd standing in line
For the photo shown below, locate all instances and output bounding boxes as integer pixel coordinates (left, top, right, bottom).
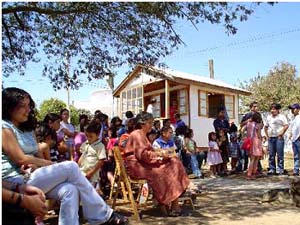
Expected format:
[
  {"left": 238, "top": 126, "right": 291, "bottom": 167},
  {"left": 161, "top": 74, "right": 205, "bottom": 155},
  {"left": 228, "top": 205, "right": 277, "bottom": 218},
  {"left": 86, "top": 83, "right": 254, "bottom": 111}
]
[{"left": 2, "top": 86, "right": 300, "bottom": 224}]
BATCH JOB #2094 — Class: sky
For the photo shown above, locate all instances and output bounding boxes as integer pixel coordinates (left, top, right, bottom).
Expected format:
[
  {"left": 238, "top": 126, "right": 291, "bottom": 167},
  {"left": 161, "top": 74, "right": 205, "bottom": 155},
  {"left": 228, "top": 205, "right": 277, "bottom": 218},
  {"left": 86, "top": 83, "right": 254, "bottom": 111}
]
[{"left": 2, "top": 2, "right": 300, "bottom": 108}]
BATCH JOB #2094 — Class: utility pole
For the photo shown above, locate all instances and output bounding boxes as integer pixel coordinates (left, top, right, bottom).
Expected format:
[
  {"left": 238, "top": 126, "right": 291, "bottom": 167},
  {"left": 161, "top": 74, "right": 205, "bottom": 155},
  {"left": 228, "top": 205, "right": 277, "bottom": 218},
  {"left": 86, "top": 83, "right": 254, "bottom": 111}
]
[{"left": 65, "top": 52, "right": 71, "bottom": 122}]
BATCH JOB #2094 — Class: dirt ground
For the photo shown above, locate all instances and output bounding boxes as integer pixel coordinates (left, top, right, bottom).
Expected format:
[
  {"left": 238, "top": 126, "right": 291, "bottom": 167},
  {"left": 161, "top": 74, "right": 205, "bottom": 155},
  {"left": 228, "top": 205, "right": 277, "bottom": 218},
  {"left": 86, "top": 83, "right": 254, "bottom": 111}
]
[{"left": 44, "top": 155, "right": 300, "bottom": 225}]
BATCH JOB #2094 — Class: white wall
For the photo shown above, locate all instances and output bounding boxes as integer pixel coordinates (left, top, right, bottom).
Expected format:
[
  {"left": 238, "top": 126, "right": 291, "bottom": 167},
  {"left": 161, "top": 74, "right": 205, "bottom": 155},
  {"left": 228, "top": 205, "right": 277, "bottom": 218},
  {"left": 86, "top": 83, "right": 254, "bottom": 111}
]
[
  {"left": 188, "top": 85, "right": 240, "bottom": 147},
  {"left": 74, "top": 88, "right": 117, "bottom": 118}
]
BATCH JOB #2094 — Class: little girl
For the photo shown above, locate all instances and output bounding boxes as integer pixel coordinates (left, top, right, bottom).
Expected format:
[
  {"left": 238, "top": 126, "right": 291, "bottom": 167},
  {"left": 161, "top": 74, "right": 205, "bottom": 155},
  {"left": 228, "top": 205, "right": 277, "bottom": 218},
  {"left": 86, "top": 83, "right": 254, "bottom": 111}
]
[
  {"left": 207, "top": 132, "right": 223, "bottom": 178},
  {"left": 35, "top": 122, "right": 54, "bottom": 161},
  {"left": 184, "top": 128, "right": 202, "bottom": 178},
  {"left": 152, "top": 126, "right": 177, "bottom": 157},
  {"left": 217, "top": 129, "right": 229, "bottom": 175}
]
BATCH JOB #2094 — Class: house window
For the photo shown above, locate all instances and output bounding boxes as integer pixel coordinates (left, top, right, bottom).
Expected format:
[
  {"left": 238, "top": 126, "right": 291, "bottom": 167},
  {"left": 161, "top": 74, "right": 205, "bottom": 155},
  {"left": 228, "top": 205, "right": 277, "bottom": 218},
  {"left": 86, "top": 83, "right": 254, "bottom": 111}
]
[
  {"left": 198, "top": 91, "right": 235, "bottom": 119},
  {"left": 198, "top": 91, "right": 207, "bottom": 117},
  {"left": 178, "top": 89, "right": 188, "bottom": 115},
  {"left": 121, "top": 86, "right": 143, "bottom": 118},
  {"left": 152, "top": 95, "right": 161, "bottom": 118},
  {"left": 225, "top": 95, "right": 235, "bottom": 119}
]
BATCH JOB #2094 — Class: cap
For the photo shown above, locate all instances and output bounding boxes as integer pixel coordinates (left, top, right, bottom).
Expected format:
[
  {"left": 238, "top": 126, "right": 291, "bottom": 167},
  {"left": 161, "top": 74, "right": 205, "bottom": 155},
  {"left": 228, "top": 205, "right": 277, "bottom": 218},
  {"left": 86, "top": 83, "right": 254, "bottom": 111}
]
[{"left": 288, "top": 103, "right": 300, "bottom": 110}]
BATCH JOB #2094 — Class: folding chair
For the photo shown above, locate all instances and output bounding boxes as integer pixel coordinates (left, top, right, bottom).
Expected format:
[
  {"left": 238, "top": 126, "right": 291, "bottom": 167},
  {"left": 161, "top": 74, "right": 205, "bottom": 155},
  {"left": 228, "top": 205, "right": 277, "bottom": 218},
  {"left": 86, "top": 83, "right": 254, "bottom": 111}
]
[{"left": 109, "top": 147, "right": 150, "bottom": 221}]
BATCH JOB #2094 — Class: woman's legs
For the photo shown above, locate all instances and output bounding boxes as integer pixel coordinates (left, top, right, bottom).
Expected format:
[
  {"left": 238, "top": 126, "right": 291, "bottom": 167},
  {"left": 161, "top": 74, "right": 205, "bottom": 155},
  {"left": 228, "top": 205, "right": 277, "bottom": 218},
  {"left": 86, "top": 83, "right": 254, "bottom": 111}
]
[
  {"left": 46, "top": 183, "right": 80, "bottom": 225},
  {"left": 27, "top": 161, "right": 113, "bottom": 224},
  {"left": 247, "top": 156, "right": 254, "bottom": 177},
  {"left": 252, "top": 157, "right": 259, "bottom": 175}
]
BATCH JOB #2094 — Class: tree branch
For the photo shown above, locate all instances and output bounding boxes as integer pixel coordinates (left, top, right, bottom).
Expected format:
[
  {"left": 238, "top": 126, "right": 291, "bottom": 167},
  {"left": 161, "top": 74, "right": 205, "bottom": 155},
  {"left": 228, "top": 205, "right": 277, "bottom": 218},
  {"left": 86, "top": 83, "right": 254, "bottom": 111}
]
[
  {"left": 2, "top": 18, "right": 16, "bottom": 55},
  {"left": 2, "top": 5, "right": 84, "bottom": 15},
  {"left": 13, "top": 12, "right": 26, "bottom": 30}
]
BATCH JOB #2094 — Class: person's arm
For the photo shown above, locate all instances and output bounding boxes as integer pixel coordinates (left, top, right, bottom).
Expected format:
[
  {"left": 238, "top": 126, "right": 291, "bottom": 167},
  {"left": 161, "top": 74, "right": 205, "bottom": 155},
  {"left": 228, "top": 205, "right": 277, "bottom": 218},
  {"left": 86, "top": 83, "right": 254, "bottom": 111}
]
[
  {"left": 85, "top": 159, "right": 105, "bottom": 180},
  {"left": 279, "top": 115, "right": 289, "bottom": 137},
  {"left": 38, "top": 143, "right": 51, "bottom": 160},
  {"left": 60, "top": 124, "right": 75, "bottom": 138},
  {"left": 279, "top": 124, "right": 289, "bottom": 138},
  {"left": 264, "top": 126, "right": 269, "bottom": 139},
  {"left": 2, "top": 128, "right": 52, "bottom": 167},
  {"left": 2, "top": 181, "right": 47, "bottom": 218}
]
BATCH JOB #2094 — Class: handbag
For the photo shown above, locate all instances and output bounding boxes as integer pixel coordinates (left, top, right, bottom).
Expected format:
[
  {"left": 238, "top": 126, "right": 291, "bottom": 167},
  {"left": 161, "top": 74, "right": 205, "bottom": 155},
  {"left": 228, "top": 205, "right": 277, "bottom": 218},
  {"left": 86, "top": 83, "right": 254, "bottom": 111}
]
[
  {"left": 241, "top": 137, "right": 252, "bottom": 151},
  {"left": 241, "top": 122, "right": 256, "bottom": 151}
]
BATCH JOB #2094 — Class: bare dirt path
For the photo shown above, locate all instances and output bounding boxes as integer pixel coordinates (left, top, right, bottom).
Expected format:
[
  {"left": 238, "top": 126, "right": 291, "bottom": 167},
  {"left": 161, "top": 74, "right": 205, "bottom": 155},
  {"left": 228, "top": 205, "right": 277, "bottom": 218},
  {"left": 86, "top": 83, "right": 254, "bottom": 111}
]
[{"left": 44, "top": 156, "right": 300, "bottom": 225}]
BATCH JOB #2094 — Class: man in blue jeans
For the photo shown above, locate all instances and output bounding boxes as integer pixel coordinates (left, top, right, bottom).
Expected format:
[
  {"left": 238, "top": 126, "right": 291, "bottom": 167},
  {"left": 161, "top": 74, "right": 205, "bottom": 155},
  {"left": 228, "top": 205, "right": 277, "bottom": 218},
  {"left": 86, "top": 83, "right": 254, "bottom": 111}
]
[
  {"left": 289, "top": 103, "right": 300, "bottom": 176},
  {"left": 264, "top": 103, "right": 289, "bottom": 175}
]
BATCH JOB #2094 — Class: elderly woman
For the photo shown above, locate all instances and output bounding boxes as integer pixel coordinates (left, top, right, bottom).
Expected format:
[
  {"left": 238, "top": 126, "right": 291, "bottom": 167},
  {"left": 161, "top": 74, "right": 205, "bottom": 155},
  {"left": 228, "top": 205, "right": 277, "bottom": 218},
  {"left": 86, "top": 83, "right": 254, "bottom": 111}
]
[
  {"left": 2, "top": 87, "right": 128, "bottom": 225},
  {"left": 124, "top": 112, "right": 190, "bottom": 216}
]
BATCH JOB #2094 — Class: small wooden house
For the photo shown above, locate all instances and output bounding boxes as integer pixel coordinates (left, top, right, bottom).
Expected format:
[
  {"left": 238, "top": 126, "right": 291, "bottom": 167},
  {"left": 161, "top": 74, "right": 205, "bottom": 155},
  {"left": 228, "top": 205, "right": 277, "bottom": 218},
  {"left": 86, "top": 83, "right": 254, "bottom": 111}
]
[{"left": 113, "top": 64, "right": 251, "bottom": 147}]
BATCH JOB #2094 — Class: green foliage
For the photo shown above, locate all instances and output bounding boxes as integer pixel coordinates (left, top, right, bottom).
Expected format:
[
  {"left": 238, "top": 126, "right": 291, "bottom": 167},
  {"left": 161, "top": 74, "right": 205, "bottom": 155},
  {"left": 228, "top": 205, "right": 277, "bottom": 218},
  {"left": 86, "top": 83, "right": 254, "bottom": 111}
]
[
  {"left": 37, "top": 98, "right": 92, "bottom": 126},
  {"left": 2, "top": 2, "right": 273, "bottom": 90},
  {"left": 69, "top": 106, "right": 92, "bottom": 127},
  {"left": 37, "top": 98, "right": 66, "bottom": 121},
  {"left": 239, "top": 62, "right": 300, "bottom": 112}
]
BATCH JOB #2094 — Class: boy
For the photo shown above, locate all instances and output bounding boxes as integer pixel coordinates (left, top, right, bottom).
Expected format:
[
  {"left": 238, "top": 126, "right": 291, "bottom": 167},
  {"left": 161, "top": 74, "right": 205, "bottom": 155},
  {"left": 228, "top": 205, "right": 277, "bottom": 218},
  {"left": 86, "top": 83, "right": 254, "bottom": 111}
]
[{"left": 78, "top": 121, "right": 106, "bottom": 186}]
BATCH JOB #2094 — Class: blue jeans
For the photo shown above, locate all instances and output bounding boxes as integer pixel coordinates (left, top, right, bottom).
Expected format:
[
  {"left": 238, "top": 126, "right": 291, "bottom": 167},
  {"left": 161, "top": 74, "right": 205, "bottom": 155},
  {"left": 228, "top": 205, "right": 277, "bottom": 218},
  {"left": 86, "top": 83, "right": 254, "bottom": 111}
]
[
  {"left": 268, "top": 137, "right": 285, "bottom": 173},
  {"left": 292, "top": 139, "right": 300, "bottom": 175},
  {"left": 191, "top": 154, "right": 202, "bottom": 177},
  {"left": 26, "top": 161, "right": 113, "bottom": 225},
  {"left": 237, "top": 148, "right": 249, "bottom": 171}
]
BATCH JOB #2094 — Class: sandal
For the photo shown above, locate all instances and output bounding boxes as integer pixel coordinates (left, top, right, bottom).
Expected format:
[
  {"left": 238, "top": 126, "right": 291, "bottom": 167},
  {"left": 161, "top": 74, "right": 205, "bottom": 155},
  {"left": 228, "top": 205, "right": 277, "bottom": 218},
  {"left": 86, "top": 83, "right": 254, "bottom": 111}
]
[
  {"left": 104, "top": 212, "right": 129, "bottom": 225},
  {"left": 168, "top": 210, "right": 182, "bottom": 217},
  {"left": 168, "top": 210, "right": 189, "bottom": 217}
]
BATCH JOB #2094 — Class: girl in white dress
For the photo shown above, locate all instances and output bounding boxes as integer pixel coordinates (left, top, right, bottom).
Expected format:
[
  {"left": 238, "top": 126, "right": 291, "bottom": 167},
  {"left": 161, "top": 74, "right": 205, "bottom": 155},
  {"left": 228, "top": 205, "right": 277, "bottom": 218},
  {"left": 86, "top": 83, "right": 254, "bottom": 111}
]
[{"left": 207, "top": 132, "right": 223, "bottom": 177}]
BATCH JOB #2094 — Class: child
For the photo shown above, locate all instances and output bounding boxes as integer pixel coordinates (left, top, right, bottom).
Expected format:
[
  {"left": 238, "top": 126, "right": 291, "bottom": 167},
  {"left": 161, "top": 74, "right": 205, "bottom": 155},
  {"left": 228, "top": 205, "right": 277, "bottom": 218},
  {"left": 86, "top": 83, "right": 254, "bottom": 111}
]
[
  {"left": 262, "top": 136, "right": 269, "bottom": 159},
  {"left": 152, "top": 126, "right": 177, "bottom": 157},
  {"left": 207, "top": 132, "right": 223, "bottom": 178},
  {"left": 229, "top": 124, "right": 240, "bottom": 173},
  {"left": 35, "top": 122, "right": 54, "bottom": 161},
  {"left": 78, "top": 121, "right": 106, "bottom": 187},
  {"left": 217, "top": 129, "right": 229, "bottom": 175},
  {"left": 184, "top": 128, "right": 202, "bottom": 178}
]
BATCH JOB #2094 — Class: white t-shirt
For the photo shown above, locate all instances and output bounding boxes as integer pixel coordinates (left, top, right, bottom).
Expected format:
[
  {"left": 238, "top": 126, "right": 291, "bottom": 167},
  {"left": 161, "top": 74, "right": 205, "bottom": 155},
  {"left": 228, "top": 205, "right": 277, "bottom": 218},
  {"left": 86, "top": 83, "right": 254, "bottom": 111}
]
[
  {"left": 290, "top": 114, "right": 300, "bottom": 142},
  {"left": 146, "top": 104, "right": 154, "bottom": 114},
  {"left": 265, "top": 114, "right": 288, "bottom": 137},
  {"left": 59, "top": 121, "right": 75, "bottom": 145}
]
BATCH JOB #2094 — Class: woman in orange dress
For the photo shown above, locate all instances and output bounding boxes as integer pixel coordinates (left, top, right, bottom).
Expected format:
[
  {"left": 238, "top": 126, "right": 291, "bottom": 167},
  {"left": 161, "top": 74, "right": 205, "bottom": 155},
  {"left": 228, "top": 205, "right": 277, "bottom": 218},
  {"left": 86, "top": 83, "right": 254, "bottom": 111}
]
[{"left": 125, "top": 112, "right": 190, "bottom": 215}]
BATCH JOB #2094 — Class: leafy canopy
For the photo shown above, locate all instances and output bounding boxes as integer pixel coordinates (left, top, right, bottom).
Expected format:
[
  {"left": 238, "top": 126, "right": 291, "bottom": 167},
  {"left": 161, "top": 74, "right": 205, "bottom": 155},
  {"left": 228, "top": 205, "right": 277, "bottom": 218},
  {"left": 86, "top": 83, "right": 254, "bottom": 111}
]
[
  {"left": 2, "top": 2, "right": 271, "bottom": 90},
  {"left": 239, "top": 62, "right": 300, "bottom": 112},
  {"left": 37, "top": 98, "right": 92, "bottom": 126}
]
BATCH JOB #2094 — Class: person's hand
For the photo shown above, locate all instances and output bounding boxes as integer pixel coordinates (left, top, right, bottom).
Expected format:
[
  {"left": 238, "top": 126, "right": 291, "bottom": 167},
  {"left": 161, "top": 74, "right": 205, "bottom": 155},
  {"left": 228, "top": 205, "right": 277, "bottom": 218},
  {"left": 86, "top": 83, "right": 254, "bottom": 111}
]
[
  {"left": 19, "top": 184, "right": 46, "bottom": 201},
  {"left": 20, "top": 164, "right": 38, "bottom": 174},
  {"left": 21, "top": 194, "right": 48, "bottom": 218}
]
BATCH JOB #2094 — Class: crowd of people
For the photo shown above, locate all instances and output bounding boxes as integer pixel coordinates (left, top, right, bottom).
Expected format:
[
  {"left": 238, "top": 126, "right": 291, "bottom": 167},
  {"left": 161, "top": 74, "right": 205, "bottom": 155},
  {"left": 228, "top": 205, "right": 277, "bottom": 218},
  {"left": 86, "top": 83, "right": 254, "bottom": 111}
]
[{"left": 2, "top": 87, "right": 300, "bottom": 224}]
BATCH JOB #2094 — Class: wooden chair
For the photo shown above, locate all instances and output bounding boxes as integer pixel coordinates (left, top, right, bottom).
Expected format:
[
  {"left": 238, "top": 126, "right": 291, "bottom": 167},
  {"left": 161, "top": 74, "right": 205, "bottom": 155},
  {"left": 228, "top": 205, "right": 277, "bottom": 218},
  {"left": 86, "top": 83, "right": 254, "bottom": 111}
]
[{"left": 109, "top": 147, "right": 150, "bottom": 221}]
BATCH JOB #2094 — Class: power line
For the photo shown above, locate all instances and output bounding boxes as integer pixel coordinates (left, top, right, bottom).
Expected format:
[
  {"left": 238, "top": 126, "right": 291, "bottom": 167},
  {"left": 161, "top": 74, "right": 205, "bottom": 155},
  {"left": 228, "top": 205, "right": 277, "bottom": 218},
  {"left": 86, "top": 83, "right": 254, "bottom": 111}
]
[{"left": 187, "top": 27, "right": 300, "bottom": 56}]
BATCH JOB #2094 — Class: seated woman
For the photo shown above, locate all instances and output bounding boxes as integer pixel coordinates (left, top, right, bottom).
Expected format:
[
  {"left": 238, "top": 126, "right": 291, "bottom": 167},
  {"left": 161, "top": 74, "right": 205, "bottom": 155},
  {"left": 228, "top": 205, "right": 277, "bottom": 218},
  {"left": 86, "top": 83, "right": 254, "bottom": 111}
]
[
  {"left": 2, "top": 87, "right": 128, "bottom": 225},
  {"left": 124, "top": 112, "right": 190, "bottom": 216}
]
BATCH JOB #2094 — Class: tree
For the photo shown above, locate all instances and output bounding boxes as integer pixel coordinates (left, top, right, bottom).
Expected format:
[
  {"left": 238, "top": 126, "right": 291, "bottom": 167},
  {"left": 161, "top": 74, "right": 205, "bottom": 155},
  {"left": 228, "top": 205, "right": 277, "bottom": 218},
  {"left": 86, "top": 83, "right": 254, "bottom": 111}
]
[
  {"left": 37, "top": 98, "right": 66, "bottom": 121},
  {"left": 2, "top": 2, "right": 273, "bottom": 90},
  {"left": 239, "top": 62, "right": 300, "bottom": 112},
  {"left": 37, "top": 98, "right": 91, "bottom": 126}
]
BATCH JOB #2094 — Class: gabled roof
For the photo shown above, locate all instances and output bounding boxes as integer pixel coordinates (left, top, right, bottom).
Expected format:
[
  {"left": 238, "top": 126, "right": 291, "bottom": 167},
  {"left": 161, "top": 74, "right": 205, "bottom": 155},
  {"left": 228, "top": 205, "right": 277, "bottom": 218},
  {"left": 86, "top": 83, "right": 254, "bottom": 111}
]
[{"left": 113, "top": 64, "right": 251, "bottom": 96}]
